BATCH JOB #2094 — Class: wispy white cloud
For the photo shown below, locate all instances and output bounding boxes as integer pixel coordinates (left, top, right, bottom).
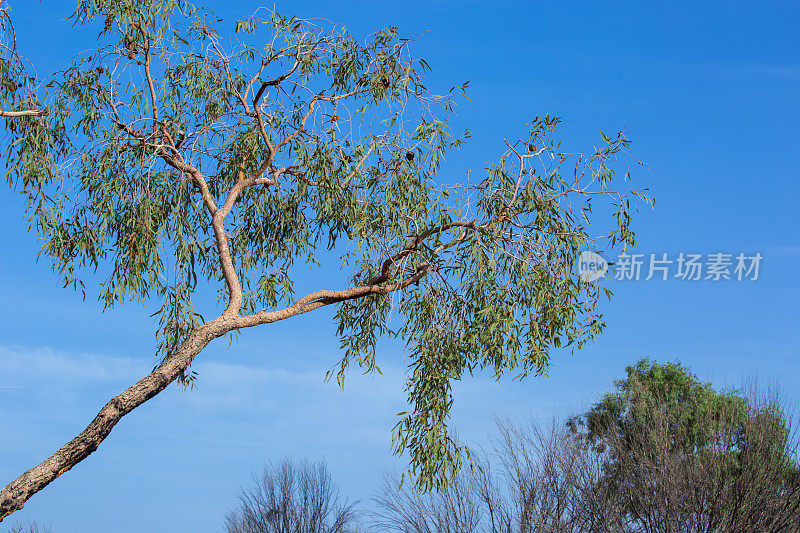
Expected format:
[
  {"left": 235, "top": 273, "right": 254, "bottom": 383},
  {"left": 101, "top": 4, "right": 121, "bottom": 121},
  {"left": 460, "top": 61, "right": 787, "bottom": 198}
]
[
  {"left": 0, "top": 344, "right": 408, "bottom": 415},
  {"left": 0, "top": 343, "right": 565, "bottom": 452},
  {"left": 0, "top": 345, "right": 145, "bottom": 389},
  {"left": 173, "top": 358, "right": 409, "bottom": 420}
]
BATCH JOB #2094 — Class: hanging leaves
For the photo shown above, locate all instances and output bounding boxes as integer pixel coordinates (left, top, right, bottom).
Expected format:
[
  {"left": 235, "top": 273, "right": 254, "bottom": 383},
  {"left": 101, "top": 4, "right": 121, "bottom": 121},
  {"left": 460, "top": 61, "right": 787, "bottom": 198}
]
[{"left": 1, "top": 1, "right": 651, "bottom": 493}]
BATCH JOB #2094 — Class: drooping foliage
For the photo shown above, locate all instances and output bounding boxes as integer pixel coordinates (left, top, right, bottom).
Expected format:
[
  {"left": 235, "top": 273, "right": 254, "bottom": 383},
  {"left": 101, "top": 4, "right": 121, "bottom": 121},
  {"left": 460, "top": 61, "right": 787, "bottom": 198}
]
[{"left": 2, "top": 0, "right": 649, "bottom": 490}]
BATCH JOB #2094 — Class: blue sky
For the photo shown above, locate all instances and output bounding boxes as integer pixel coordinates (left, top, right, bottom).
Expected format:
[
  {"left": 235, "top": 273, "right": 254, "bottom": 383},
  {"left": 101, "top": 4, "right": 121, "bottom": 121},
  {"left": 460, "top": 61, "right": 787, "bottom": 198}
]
[{"left": 1, "top": 1, "right": 799, "bottom": 531}]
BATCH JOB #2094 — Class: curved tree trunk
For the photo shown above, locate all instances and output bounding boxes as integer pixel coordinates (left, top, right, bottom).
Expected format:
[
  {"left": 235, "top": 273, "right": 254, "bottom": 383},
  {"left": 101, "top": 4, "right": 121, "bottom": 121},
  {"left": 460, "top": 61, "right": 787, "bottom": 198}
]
[{"left": 0, "top": 316, "right": 235, "bottom": 521}]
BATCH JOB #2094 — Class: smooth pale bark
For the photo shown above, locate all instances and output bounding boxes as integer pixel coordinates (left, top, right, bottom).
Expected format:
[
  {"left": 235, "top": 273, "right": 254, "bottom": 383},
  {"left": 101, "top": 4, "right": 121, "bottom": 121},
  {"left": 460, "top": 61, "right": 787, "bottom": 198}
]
[
  {"left": 0, "top": 109, "right": 48, "bottom": 117},
  {"left": 0, "top": 315, "right": 237, "bottom": 520}
]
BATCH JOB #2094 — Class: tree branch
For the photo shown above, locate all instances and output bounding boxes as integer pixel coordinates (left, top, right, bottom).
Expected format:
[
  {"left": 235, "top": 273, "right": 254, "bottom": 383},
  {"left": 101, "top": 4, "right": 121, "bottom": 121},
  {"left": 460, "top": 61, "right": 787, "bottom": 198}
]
[
  {"left": 234, "top": 264, "right": 435, "bottom": 329},
  {"left": 0, "top": 108, "right": 48, "bottom": 117},
  {"left": 234, "top": 219, "right": 485, "bottom": 329}
]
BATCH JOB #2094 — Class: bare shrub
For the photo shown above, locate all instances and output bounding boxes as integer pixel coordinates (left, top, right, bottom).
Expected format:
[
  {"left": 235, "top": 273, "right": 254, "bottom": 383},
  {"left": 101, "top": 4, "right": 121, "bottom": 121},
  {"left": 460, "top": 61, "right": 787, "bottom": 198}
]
[
  {"left": 372, "top": 467, "right": 488, "bottom": 532},
  {"left": 5, "top": 522, "right": 50, "bottom": 533},
  {"left": 494, "top": 417, "right": 622, "bottom": 532},
  {"left": 225, "top": 459, "right": 358, "bottom": 533}
]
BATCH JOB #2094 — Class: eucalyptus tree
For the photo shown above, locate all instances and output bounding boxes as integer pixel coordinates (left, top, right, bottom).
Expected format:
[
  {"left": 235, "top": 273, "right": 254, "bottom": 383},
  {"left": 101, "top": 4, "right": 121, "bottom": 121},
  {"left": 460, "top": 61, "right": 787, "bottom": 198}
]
[{"left": 0, "top": 0, "right": 650, "bottom": 520}]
